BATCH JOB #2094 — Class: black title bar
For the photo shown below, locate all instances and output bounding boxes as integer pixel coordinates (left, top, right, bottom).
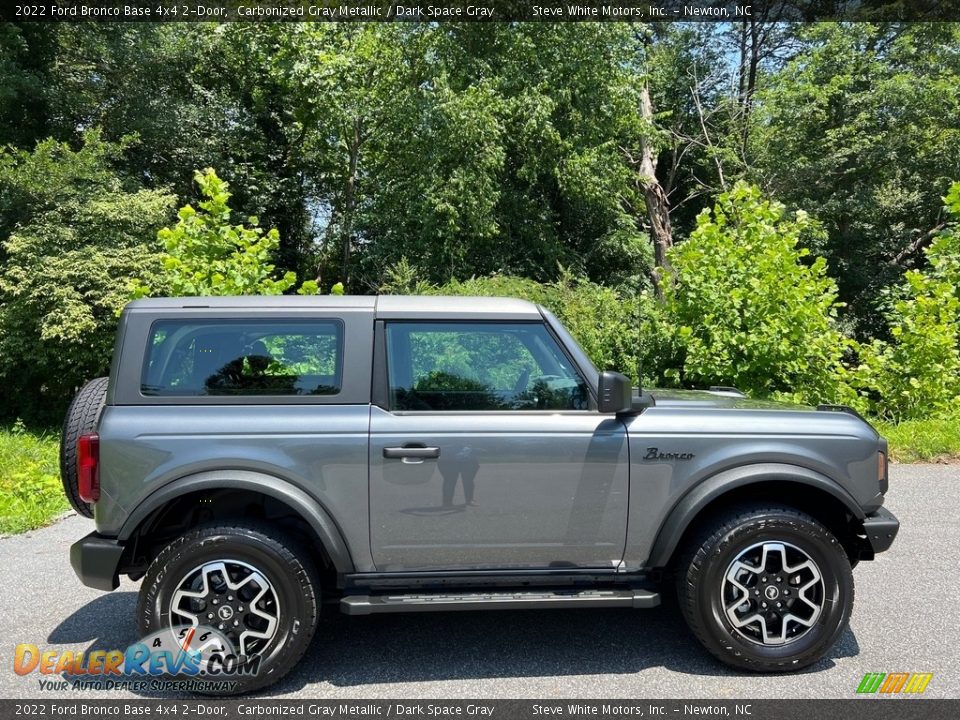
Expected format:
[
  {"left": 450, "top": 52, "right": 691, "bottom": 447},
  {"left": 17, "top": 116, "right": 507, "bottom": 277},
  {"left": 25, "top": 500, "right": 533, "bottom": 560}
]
[
  {"left": 3, "top": 1, "right": 959, "bottom": 23},
  {"left": 0, "top": 700, "right": 957, "bottom": 719}
]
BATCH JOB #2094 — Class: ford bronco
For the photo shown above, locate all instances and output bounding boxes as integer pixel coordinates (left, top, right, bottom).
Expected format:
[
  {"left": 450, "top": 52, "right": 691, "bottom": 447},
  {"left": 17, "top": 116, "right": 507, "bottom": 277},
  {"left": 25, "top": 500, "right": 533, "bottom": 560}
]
[{"left": 63, "top": 295, "right": 899, "bottom": 692}]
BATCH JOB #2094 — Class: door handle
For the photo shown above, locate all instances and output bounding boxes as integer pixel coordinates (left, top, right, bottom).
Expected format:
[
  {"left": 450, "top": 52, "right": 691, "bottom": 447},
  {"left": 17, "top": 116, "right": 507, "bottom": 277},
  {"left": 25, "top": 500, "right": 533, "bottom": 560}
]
[{"left": 383, "top": 445, "right": 441, "bottom": 459}]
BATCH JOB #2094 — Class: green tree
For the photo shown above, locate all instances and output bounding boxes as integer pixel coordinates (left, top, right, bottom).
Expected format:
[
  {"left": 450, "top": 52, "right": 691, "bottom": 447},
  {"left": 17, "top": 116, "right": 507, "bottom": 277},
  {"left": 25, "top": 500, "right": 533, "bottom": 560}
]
[
  {"left": 0, "top": 23, "right": 319, "bottom": 281},
  {"left": 0, "top": 132, "right": 174, "bottom": 422},
  {"left": 0, "top": 23, "right": 59, "bottom": 150},
  {"left": 665, "top": 182, "right": 851, "bottom": 404},
  {"left": 267, "top": 23, "right": 412, "bottom": 289},
  {"left": 271, "top": 24, "right": 654, "bottom": 291},
  {"left": 132, "top": 169, "right": 317, "bottom": 298},
  {"left": 748, "top": 23, "right": 960, "bottom": 334}
]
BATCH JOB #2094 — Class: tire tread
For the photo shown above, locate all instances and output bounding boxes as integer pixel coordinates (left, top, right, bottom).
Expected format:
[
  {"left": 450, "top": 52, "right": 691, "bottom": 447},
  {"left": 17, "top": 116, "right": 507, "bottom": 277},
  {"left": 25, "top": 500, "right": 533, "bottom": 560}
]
[
  {"left": 59, "top": 377, "right": 108, "bottom": 518},
  {"left": 137, "top": 521, "right": 321, "bottom": 695},
  {"left": 675, "top": 503, "right": 854, "bottom": 672}
]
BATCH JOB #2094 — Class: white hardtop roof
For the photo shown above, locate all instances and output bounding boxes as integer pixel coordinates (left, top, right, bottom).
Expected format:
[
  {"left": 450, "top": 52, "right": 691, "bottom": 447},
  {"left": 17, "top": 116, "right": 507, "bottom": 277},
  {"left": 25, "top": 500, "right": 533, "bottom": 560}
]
[{"left": 126, "top": 295, "right": 543, "bottom": 319}]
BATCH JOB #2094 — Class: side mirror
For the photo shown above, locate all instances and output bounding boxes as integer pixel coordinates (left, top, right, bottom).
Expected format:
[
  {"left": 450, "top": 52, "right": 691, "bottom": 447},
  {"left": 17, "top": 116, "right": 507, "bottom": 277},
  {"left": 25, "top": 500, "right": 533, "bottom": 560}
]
[{"left": 598, "top": 371, "right": 632, "bottom": 414}]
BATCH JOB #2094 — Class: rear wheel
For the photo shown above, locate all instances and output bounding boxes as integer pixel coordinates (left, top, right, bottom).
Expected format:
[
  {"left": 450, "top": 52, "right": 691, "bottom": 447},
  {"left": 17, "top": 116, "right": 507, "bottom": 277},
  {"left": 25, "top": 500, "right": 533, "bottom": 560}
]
[
  {"left": 59, "top": 377, "right": 108, "bottom": 518},
  {"left": 676, "top": 504, "right": 854, "bottom": 671},
  {"left": 138, "top": 523, "right": 320, "bottom": 695}
]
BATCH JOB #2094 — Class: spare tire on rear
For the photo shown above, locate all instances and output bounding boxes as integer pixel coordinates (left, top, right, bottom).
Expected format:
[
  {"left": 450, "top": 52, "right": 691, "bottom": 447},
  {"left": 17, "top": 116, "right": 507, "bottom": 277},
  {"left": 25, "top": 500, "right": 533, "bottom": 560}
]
[{"left": 60, "top": 377, "right": 108, "bottom": 518}]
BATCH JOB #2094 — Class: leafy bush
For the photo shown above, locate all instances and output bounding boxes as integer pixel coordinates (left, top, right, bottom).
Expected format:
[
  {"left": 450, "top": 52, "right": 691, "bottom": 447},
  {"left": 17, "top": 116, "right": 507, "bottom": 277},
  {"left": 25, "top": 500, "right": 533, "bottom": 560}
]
[
  {"left": 853, "top": 183, "right": 960, "bottom": 421},
  {"left": 0, "top": 132, "right": 175, "bottom": 423},
  {"left": 132, "top": 169, "right": 317, "bottom": 298},
  {"left": 665, "top": 182, "right": 852, "bottom": 404}
]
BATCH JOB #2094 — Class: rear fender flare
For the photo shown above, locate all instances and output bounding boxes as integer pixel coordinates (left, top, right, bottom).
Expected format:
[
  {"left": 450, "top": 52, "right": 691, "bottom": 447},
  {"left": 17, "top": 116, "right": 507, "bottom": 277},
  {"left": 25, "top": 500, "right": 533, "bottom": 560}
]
[{"left": 118, "top": 469, "right": 355, "bottom": 573}]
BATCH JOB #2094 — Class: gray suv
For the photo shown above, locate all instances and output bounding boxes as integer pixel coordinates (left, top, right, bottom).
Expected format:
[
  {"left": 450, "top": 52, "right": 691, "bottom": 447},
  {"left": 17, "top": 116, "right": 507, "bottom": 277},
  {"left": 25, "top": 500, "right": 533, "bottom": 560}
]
[{"left": 63, "top": 295, "right": 898, "bottom": 693}]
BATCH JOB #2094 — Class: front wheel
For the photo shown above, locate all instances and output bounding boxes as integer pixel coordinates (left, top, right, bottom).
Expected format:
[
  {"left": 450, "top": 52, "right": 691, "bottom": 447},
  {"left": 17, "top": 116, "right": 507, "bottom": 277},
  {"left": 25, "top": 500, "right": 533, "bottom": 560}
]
[
  {"left": 676, "top": 504, "right": 854, "bottom": 671},
  {"left": 137, "top": 523, "right": 320, "bottom": 694}
]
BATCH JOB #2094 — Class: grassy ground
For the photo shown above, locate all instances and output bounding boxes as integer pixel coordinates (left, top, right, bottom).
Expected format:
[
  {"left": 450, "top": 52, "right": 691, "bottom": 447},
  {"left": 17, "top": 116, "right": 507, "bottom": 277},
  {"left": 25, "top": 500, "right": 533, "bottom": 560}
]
[
  {"left": 876, "top": 416, "right": 960, "bottom": 464},
  {"left": 0, "top": 416, "right": 957, "bottom": 535},
  {"left": 0, "top": 424, "right": 66, "bottom": 535}
]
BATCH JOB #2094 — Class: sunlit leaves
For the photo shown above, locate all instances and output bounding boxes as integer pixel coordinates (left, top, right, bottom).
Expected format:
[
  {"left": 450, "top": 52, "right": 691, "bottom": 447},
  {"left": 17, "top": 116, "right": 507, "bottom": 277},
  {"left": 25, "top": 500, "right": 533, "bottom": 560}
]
[
  {"left": 665, "top": 182, "right": 852, "bottom": 404},
  {"left": 854, "top": 182, "right": 960, "bottom": 421},
  {"left": 131, "top": 169, "right": 313, "bottom": 299}
]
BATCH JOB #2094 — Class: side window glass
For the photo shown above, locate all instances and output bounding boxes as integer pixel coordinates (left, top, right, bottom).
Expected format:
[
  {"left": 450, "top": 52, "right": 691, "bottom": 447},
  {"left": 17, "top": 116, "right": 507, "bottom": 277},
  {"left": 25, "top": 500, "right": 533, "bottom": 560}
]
[
  {"left": 386, "top": 322, "right": 589, "bottom": 411},
  {"left": 142, "top": 320, "right": 342, "bottom": 396}
]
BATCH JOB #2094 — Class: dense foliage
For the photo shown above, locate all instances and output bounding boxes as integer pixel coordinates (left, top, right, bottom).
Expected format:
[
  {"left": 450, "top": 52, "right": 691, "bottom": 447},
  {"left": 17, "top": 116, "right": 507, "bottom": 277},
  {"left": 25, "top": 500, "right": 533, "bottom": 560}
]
[
  {"left": 666, "top": 183, "right": 850, "bottom": 405},
  {"left": 853, "top": 184, "right": 960, "bottom": 421},
  {"left": 0, "top": 133, "right": 173, "bottom": 421},
  {"left": 749, "top": 24, "right": 960, "bottom": 336},
  {"left": 1, "top": 22, "right": 959, "bottom": 425}
]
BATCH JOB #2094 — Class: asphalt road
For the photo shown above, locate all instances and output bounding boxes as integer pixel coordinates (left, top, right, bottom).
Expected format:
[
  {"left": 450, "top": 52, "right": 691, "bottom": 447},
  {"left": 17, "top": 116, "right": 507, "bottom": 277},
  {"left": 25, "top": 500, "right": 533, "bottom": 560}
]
[{"left": 1, "top": 464, "right": 957, "bottom": 700}]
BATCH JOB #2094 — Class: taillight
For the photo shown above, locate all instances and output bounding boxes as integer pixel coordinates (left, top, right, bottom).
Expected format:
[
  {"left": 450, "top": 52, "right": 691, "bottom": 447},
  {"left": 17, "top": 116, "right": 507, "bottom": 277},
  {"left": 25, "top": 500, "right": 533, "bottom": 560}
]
[{"left": 77, "top": 433, "right": 100, "bottom": 503}]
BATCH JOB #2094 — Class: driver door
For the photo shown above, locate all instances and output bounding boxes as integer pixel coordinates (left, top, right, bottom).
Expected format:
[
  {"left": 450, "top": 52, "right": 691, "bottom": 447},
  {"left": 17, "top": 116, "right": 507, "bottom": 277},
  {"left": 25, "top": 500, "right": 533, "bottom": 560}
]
[{"left": 368, "top": 320, "right": 629, "bottom": 572}]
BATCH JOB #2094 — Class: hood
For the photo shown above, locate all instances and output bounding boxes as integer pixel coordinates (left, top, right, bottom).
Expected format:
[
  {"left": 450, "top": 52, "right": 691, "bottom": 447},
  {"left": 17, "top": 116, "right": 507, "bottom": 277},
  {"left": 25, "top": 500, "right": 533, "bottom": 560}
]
[{"left": 645, "top": 388, "right": 815, "bottom": 412}]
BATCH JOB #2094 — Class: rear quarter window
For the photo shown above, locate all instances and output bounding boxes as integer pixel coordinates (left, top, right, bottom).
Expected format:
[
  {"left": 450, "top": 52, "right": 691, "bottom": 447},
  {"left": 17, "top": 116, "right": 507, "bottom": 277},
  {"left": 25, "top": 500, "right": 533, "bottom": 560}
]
[{"left": 141, "top": 319, "right": 343, "bottom": 397}]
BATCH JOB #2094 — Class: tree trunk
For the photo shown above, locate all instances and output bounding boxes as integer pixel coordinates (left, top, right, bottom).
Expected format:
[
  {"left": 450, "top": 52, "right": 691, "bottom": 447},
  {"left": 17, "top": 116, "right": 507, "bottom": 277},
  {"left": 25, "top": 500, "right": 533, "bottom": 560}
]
[
  {"left": 737, "top": 23, "right": 749, "bottom": 101},
  {"left": 737, "top": 19, "right": 762, "bottom": 154},
  {"left": 638, "top": 83, "right": 673, "bottom": 297},
  {"left": 339, "top": 118, "right": 361, "bottom": 288}
]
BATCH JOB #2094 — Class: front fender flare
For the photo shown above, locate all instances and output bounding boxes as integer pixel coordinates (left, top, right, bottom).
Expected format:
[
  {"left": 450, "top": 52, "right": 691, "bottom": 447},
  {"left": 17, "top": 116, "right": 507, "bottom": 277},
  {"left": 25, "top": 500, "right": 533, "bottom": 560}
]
[
  {"left": 645, "top": 463, "right": 865, "bottom": 569},
  {"left": 118, "top": 469, "right": 355, "bottom": 574}
]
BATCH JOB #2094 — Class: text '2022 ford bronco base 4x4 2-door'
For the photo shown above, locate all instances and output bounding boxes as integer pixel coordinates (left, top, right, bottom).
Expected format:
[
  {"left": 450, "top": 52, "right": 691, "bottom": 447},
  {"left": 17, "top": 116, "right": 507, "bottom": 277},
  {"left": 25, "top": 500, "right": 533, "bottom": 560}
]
[{"left": 62, "top": 295, "right": 898, "bottom": 693}]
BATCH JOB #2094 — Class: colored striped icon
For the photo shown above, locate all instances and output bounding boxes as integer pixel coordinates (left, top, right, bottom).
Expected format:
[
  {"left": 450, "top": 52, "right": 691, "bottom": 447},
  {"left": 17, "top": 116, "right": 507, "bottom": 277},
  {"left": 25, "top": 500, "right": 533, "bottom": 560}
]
[{"left": 857, "top": 672, "right": 933, "bottom": 694}]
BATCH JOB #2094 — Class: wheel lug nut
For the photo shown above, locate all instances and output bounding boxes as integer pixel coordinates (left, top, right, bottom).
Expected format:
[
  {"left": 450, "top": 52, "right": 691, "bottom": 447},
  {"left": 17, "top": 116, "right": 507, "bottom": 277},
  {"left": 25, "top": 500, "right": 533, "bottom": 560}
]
[
  {"left": 761, "top": 577, "right": 767, "bottom": 583},
  {"left": 212, "top": 599, "right": 218, "bottom": 605},
  {"left": 762, "top": 602, "right": 767, "bottom": 608},
  {"left": 776, "top": 577, "right": 782, "bottom": 583},
  {"left": 207, "top": 613, "right": 213, "bottom": 619},
  {"left": 218, "top": 623, "right": 224, "bottom": 630},
  {"left": 233, "top": 620, "right": 239, "bottom": 626},
  {"left": 776, "top": 602, "right": 782, "bottom": 608},
  {"left": 228, "top": 595, "right": 233, "bottom": 601}
]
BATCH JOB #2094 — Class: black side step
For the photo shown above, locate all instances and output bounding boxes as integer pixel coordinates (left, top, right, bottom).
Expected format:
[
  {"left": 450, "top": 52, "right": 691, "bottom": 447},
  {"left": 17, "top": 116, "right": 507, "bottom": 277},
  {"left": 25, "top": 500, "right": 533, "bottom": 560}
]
[{"left": 340, "top": 588, "right": 660, "bottom": 615}]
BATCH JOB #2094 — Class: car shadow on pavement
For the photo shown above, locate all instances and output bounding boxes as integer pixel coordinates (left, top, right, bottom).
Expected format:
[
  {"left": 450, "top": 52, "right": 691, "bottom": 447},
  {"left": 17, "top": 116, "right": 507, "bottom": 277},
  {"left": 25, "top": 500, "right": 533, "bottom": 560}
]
[
  {"left": 266, "top": 601, "right": 861, "bottom": 695},
  {"left": 48, "top": 594, "right": 860, "bottom": 697},
  {"left": 48, "top": 592, "right": 139, "bottom": 653}
]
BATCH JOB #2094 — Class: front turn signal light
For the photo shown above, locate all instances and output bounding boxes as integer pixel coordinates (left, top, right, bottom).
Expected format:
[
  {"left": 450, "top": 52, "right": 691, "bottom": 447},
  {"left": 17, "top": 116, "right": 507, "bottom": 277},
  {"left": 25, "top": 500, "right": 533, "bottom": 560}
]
[{"left": 878, "top": 450, "right": 888, "bottom": 493}]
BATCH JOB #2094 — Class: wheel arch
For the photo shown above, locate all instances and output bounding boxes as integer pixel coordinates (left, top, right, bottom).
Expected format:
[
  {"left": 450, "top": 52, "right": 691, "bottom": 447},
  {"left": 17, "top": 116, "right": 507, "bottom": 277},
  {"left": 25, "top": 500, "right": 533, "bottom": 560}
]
[
  {"left": 118, "top": 470, "right": 355, "bottom": 576},
  {"left": 646, "top": 463, "right": 866, "bottom": 569}
]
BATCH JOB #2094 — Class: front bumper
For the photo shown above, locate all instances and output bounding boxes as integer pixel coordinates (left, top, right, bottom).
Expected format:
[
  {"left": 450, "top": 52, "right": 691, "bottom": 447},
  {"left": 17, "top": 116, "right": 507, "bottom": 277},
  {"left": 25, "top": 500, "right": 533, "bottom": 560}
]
[
  {"left": 70, "top": 532, "right": 124, "bottom": 591},
  {"left": 862, "top": 506, "right": 899, "bottom": 554}
]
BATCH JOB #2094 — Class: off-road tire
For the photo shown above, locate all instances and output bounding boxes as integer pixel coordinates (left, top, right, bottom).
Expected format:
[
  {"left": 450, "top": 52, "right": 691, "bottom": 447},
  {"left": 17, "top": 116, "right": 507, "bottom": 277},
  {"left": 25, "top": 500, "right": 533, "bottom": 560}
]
[
  {"left": 676, "top": 504, "right": 854, "bottom": 672},
  {"left": 59, "top": 377, "right": 108, "bottom": 518},
  {"left": 138, "top": 523, "right": 320, "bottom": 695}
]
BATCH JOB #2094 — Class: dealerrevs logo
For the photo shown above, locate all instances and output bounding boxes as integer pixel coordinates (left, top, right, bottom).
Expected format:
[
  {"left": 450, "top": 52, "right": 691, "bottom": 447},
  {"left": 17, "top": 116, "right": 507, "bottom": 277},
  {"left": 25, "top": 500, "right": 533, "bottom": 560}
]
[
  {"left": 856, "top": 672, "right": 934, "bottom": 695},
  {"left": 13, "top": 626, "right": 259, "bottom": 692}
]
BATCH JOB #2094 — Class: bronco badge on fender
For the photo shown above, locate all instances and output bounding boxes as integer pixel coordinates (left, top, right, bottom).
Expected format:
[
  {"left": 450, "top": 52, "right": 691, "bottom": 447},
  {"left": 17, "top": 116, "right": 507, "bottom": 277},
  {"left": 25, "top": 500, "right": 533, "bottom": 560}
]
[{"left": 643, "top": 447, "right": 695, "bottom": 461}]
